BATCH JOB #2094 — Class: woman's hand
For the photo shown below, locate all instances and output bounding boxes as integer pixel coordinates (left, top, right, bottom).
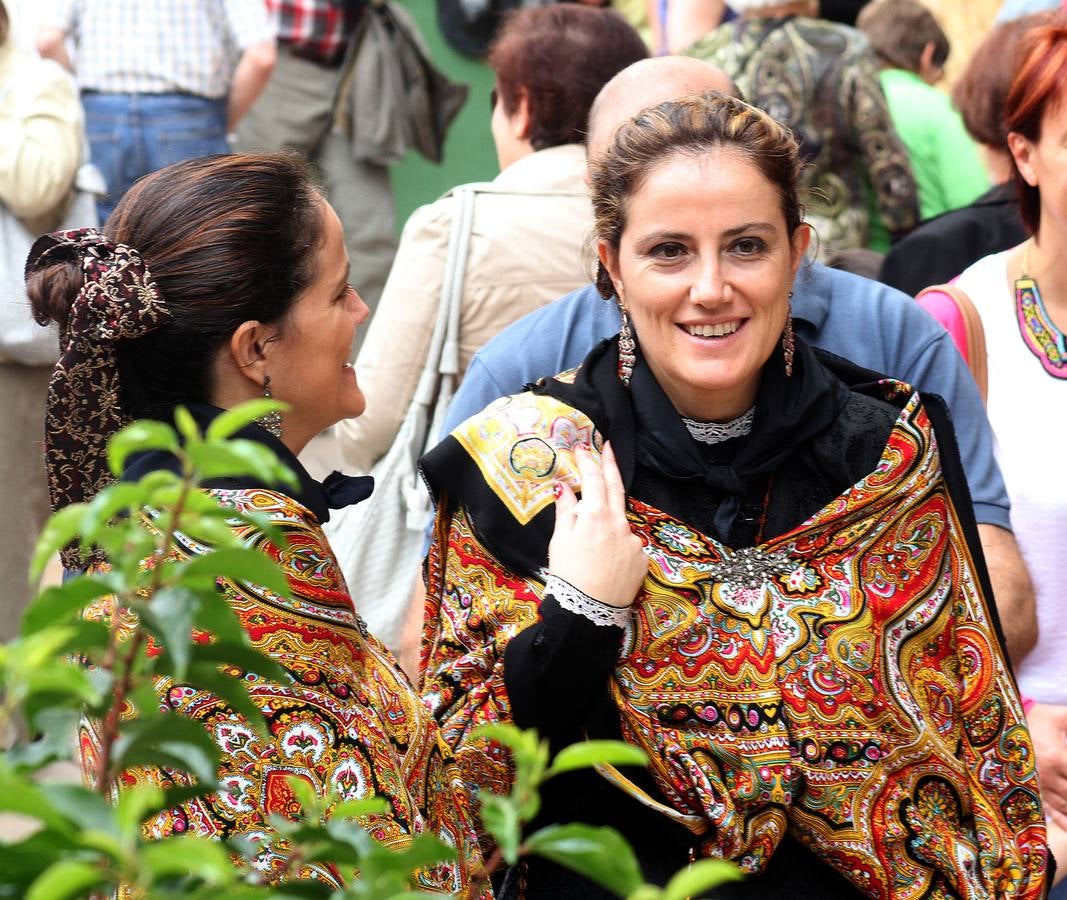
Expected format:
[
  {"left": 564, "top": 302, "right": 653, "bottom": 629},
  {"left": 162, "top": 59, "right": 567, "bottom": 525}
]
[{"left": 548, "top": 441, "right": 648, "bottom": 609}]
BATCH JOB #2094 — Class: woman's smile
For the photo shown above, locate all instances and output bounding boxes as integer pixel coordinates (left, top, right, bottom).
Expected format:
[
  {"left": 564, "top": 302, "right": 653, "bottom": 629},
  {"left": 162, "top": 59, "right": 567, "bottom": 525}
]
[{"left": 600, "top": 148, "right": 808, "bottom": 422}]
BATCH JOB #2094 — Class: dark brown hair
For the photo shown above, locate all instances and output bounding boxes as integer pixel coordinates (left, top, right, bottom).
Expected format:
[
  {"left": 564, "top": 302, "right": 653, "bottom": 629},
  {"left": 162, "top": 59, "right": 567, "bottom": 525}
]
[
  {"left": 1005, "top": 15, "right": 1067, "bottom": 235},
  {"left": 952, "top": 11, "right": 1053, "bottom": 151},
  {"left": 590, "top": 93, "right": 803, "bottom": 298},
  {"left": 0, "top": 1, "right": 9, "bottom": 46},
  {"left": 489, "top": 4, "right": 647, "bottom": 152},
  {"left": 856, "top": 0, "right": 949, "bottom": 73},
  {"left": 27, "top": 152, "right": 324, "bottom": 420}
]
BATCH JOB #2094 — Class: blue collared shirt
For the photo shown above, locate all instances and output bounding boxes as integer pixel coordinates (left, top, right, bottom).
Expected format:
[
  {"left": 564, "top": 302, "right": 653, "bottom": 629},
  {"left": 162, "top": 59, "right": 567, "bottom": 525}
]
[{"left": 441, "top": 262, "right": 1010, "bottom": 530}]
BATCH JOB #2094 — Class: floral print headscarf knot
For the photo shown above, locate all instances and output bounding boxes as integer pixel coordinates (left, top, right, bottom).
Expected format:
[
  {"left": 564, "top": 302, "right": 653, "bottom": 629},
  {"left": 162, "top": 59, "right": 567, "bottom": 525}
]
[{"left": 26, "top": 228, "right": 171, "bottom": 565}]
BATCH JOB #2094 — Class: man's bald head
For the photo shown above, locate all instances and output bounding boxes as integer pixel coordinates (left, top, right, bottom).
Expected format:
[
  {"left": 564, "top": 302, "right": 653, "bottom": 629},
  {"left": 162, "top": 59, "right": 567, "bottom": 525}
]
[{"left": 587, "top": 57, "right": 739, "bottom": 162}]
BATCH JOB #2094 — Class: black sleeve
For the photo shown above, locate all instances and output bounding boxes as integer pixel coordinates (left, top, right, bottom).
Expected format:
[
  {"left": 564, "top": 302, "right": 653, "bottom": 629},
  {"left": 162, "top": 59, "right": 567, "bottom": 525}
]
[{"left": 503, "top": 593, "right": 624, "bottom": 743}]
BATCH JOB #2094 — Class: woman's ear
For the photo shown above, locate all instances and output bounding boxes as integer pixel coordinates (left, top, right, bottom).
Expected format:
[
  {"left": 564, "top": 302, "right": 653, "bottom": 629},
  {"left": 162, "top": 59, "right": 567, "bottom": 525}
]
[
  {"left": 1008, "top": 131, "right": 1038, "bottom": 187},
  {"left": 790, "top": 223, "right": 812, "bottom": 273},
  {"left": 228, "top": 320, "right": 271, "bottom": 387},
  {"left": 597, "top": 240, "right": 623, "bottom": 300},
  {"left": 512, "top": 88, "right": 533, "bottom": 141}
]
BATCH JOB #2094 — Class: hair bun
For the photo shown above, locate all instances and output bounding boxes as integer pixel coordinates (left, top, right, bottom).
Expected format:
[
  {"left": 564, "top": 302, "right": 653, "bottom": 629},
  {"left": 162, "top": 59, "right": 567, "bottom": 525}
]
[{"left": 25, "top": 248, "right": 84, "bottom": 330}]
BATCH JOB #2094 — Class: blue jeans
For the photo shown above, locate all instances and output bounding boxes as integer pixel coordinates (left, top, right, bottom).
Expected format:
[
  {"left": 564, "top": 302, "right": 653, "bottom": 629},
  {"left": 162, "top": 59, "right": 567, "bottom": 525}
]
[{"left": 81, "top": 92, "right": 229, "bottom": 222}]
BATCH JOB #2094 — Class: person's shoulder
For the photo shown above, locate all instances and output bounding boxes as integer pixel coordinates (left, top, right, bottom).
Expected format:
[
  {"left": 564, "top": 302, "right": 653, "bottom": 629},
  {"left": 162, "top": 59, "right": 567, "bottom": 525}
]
[
  {"left": 474, "top": 283, "right": 608, "bottom": 364},
  {"left": 954, "top": 249, "right": 1014, "bottom": 311},
  {"left": 813, "top": 264, "right": 935, "bottom": 324},
  {"left": 6, "top": 50, "right": 76, "bottom": 98},
  {"left": 684, "top": 20, "right": 735, "bottom": 58}
]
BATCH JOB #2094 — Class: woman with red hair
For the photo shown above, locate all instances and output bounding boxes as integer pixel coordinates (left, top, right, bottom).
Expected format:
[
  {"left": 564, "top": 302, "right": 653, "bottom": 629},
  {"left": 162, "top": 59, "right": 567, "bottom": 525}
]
[{"left": 942, "top": 22, "right": 1067, "bottom": 888}]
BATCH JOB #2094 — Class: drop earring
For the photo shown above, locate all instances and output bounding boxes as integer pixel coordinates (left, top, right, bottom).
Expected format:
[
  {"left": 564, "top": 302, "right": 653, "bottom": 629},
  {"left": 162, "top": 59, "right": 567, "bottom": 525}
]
[
  {"left": 782, "top": 291, "right": 795, "bottom": 378},
  {"left": 258, "top": 375, "right": 284, "bottom": 438},
  {"left": 618, "top": 306, "right": 636, "bottom": 387}
]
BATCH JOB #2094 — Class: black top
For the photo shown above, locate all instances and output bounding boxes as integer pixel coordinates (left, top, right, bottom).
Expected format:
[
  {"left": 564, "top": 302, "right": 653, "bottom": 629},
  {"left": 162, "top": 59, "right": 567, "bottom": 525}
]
[
  {"left": 422, "top": 338, "right": 1001, "bottom": 899},
  {"left": 123, "top": 402, "right": 372, "bottom": 522},
  {"left": 879, "top": 183, "right": 1027, "bottom": 297}
]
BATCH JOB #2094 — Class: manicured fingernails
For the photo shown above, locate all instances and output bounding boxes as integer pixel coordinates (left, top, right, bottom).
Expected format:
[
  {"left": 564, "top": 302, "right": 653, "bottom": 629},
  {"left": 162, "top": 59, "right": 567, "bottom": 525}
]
[{"left": 553, "top": 482, "right": 562, "bottom": 498}]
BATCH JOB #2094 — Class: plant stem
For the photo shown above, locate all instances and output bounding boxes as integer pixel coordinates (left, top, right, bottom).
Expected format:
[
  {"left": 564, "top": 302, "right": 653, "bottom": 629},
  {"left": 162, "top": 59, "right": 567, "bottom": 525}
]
[{"left": 94, "top": 473, "right": 194, "bottom": 797}]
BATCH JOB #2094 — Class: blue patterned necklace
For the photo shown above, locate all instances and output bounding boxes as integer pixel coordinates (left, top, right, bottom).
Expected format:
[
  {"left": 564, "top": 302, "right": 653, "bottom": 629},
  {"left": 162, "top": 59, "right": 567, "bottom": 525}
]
[{"left": 1016, "top": 243, "right": 1067, "bottom": 378}]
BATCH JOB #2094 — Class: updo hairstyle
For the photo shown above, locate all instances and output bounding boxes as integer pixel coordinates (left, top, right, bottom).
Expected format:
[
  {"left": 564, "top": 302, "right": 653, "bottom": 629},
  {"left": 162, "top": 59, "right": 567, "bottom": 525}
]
[
  {"left": 590, "top": 93, "right": 804, "bottom": 299},
  {"left": 27, "top": 152, "right": 324, "bottom": 421}
]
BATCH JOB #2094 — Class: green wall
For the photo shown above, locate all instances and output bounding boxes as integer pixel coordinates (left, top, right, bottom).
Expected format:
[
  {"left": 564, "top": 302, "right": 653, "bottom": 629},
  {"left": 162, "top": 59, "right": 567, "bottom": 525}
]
[{"left": 390, "top": 1, "right": 500, "bottom": 228}]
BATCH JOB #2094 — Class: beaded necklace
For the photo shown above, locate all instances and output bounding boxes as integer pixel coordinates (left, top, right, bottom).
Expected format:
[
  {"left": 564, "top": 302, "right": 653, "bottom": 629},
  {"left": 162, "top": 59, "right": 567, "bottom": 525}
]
[{"left": 1016, "top": 243, "right": 1067, "bottom": 379}]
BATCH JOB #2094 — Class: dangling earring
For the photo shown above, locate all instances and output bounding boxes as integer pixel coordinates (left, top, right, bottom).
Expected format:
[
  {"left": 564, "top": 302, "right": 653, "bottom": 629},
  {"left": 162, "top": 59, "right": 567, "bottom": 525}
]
[
  {"left": 258, "top": 375, "right": 284, "bottom": 438},
  {"left": 782, "top": 291, "right": 795, "bottom": 378},
  {"left": 618, "top": 306, "right": 636, "bottom": 388}
]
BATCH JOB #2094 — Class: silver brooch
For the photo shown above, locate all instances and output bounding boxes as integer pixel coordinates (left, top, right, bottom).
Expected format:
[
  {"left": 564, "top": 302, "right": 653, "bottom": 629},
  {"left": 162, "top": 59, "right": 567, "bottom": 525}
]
[{"left": 705, "top": 546, "right": 795, "bottom": 589}]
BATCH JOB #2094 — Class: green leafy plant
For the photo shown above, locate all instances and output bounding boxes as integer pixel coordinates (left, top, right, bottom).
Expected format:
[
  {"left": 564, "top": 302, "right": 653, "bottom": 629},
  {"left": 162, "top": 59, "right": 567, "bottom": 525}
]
[{"left": 0, "top": 402, "right": 741, "bottom": 898}]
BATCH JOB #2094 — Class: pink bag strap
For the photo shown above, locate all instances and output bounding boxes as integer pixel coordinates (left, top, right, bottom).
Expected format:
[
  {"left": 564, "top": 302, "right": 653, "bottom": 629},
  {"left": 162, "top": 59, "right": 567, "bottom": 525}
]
[{"left": 916, "top": 283, "right": 988, "bottom": 404}]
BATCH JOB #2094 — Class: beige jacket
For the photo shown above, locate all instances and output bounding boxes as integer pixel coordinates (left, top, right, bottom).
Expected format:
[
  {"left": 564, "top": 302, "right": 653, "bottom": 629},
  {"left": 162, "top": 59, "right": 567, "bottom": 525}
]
[
  {"left": 0, "top": 41, "right": 82, "bottom": 234},
  {"left": 338, "top": 143, "right": 594, "bottom": 473}
]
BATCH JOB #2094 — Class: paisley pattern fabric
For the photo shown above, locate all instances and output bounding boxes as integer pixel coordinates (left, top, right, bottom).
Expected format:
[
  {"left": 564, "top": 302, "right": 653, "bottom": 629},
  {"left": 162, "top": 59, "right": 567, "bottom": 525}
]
[
  {"left": 686, "top": 16, "right": 919, "bottom": 253},
  {"left": 80, "top": 487, "right": 486, "bottom": 896},
  {"left": 25, "top": 229, "right": 170, "bottom": 566},
  {"left": 421, "top": 389, "right": 1047, "bottom": 899}
]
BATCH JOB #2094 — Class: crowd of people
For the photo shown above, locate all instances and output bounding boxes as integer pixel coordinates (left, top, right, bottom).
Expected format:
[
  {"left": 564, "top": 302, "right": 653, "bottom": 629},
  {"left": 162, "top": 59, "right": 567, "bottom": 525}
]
[{"left": 5, "top": 0, "right": 1067, "bottom": 897}]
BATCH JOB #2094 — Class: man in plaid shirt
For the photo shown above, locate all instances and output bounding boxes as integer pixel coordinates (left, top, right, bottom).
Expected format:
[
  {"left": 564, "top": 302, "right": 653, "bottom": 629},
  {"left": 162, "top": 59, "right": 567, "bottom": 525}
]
[
  {"left": 37, "top": 0, "right": 276, "bottom": 220},
  {"left": 237, "top": 0, "right": 396, "bottom": 349}
]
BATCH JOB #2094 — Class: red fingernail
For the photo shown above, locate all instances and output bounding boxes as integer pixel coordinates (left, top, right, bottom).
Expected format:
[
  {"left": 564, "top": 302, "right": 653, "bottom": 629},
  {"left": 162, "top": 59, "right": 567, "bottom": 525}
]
[{"left": 553, "top": 482, "right": 562, "bottom": 497}]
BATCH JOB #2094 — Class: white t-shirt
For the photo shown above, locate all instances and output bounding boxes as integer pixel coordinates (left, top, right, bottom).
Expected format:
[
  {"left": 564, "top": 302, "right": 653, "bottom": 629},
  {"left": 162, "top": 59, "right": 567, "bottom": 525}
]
[{"left": 956, "top": 250, "right": 1067, "bottom": 703}]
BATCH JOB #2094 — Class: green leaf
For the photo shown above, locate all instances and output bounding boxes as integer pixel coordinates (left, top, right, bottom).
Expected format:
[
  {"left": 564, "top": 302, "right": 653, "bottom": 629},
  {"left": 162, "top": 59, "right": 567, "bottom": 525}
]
[
  {"left": 107, "top": 420, "right": 179, "bottom": 478},
  {"left": 206, "top": 400, "right": 289, "bottom": 441},
  {"left": 140, "top": 835, "right": 237, "bottom": 885},
  {"left": 174, "top": 405, "right": 202, "bottom": 447},
  {"left": 185, "top": 440, "right": 298, "bottom": 490},
  {"left": 659, "top": 859, "right": 743, "bottom": 900},
  {"left": 524, "top": 823, "right": 644, "bottom": 898},
  {"left": 191, "top": 640, "right": 289, "bottom": 684},
  {"left": 0, "top": 831, "right": 84, "bottom": 889},
  {"left": 184, "top": 662, "right": 269, "bottom": 737},
  {"left": 479, "top": 793, "right": 521, "bottom": 865},
  {"left": 179, "top": 515, "right": 244, "bottom": 549},
  {"left": 545, "top": 740, "right": 648, "bottom": 779},
  {"left": 21, "top": 578, "right": 113, "bottom": 636},
  {"left": 188, "top": 589, "right": 247, "bottom": 644},
  {"left": 231, "top": 509, "right": 290, "bottom": 551},
  {"left": 182, "top": 548, "right": 291, "bottom": 599},
  {"left": 23, "top": 663, "right": 100, "bottom": 706},
  {"left": 7, "top": 626, "right": 80, "bottom": 675},
  {"left": 625, "top": 886, "right": 661, "bottom": 900},
  {"left": 388, "top": 832, "right": 456, "bottom": 872},
  {"left": 0, "top": 764, "right": 75, "bottom": 836},
  {"left": 330, "top": 797, "right": 391, "bottom": 821},
  {"left": 115, "top": 784, "right": 165, "bottom": 844},
  {"left": 285, "top": 773, "right": 319, "bottom": 818},
  {"left": 140, "top": 587, "right": 196, "bottom": 681},
  {"left": 115, "top": 715, "right": 220, "bottom": 785},
  {"left": 6, "top": 707, "right": 83, "bottom": 769},
  {"left": 40, "top": 784, "right": 116, "bottom": 835},
  {"left": 26, "top": 860, "right": 107, "bottom": 900},
  {"left": 29, "top": 504, "right": 88, "bottom": 581}
]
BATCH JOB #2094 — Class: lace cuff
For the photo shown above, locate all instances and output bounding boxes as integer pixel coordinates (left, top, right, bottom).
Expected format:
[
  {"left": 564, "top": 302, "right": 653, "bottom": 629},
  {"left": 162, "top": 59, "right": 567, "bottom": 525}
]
[{"left": 544, "top": 574, "right": 632, "bottom": 629}]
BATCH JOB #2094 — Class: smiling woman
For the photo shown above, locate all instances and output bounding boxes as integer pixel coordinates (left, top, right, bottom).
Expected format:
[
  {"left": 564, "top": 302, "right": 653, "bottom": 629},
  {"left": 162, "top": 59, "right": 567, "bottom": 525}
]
[
  {"left": 24, "top": 153, "right": 487, "bottom": 894},
  {"left": 418, "top": 94, "right": 1049, "bottom": 898}
]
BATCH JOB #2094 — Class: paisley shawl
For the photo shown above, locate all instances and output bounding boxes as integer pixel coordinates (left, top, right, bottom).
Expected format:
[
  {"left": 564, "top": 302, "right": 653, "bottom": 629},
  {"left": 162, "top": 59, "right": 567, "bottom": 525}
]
[
  {"left": 420, "top": 385, "right": 1047, "bottom": 899},
  {"left": 81, "top": 487, "right": 486, "bottom": 897}
]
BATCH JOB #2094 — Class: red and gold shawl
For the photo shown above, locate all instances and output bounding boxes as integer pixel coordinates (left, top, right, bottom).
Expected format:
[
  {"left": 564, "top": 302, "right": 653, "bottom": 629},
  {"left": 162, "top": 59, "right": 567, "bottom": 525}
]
[
  {"left": 81, "top": 487, "right": 486, "bottom": 896},
  {"left": 421, "top": 386, "right": 1048, "bottom": 899}
]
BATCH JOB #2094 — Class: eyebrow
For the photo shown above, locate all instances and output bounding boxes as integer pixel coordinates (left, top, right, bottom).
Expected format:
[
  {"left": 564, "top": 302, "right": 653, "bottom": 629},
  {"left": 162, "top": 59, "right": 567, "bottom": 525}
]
[{"left": 722, "top": 222, "right": 776, "bottom": 237}]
